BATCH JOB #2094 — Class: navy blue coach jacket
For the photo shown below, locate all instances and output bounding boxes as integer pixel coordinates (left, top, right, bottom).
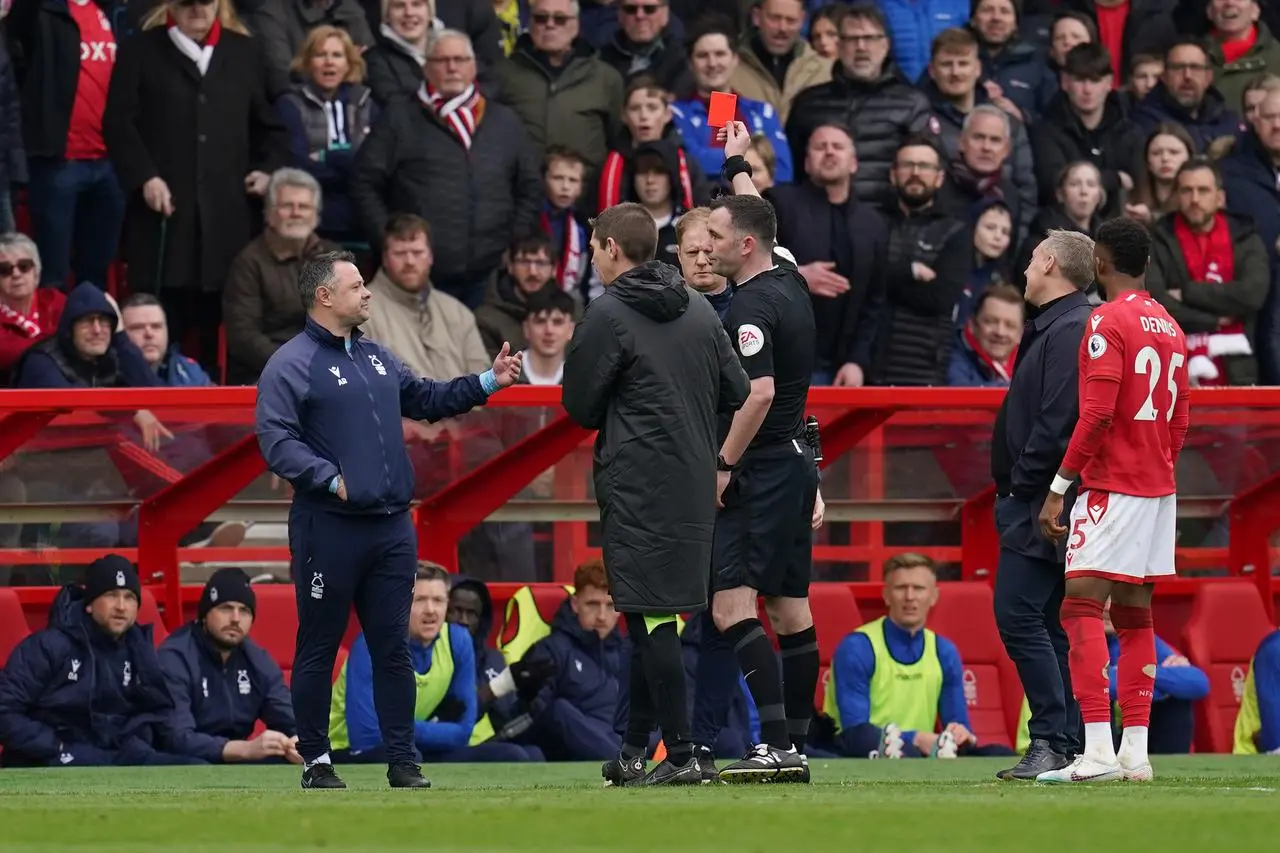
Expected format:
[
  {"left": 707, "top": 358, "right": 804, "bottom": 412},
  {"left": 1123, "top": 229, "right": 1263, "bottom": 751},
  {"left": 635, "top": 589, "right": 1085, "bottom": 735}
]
[
  {"left": 255, "top": 317, "right": 489, "bottom": 515},
  {"left": 157, "top": 623, "right": 296, "bottom": 764},
  {"left": 991, "top": 290, "right": 1091, "bottom": 562}
]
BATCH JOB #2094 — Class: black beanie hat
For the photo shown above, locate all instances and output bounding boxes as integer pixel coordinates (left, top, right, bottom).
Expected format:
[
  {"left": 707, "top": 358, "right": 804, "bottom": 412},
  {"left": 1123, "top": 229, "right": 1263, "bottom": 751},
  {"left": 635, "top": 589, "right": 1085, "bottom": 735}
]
[
  {"left": 199, "top": 568, "right": 256, "bottom": 621},
  {"left": 84, "top": 554, "right": 141, "bottom": 604}
]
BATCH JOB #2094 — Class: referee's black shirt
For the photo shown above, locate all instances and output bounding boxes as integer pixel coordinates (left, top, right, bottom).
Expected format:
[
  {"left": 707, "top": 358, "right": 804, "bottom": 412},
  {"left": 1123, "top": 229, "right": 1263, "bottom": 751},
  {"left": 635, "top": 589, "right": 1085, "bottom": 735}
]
[{"left": 723, "top": 257, "right": 816, "bottom": 451}]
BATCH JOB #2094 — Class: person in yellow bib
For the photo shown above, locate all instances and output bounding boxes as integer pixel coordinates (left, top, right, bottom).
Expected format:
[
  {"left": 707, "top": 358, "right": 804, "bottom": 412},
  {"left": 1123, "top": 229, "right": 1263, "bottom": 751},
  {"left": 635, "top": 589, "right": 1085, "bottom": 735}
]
[
  {"left": 328, "top": 565, "right": 542, "bottom": 766},
  {"left": 822, "top": 553, "right": 1014, "bottom": 759},
  {"left": 447, "top": 576, "right": 556, "bottom": 745},
  {"left": 1234, "top": 630, "right": 1280, "bottom": 755}
]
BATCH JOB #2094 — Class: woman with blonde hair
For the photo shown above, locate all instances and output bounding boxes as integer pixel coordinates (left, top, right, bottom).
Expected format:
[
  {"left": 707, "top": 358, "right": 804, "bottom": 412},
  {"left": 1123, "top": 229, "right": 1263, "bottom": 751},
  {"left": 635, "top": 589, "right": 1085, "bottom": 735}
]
[
  {"left": 277, "top": 26, "right": 377, "bottom": 240},
  {"left": 103, "top": 0, "right": 288, "bottom": 371}
]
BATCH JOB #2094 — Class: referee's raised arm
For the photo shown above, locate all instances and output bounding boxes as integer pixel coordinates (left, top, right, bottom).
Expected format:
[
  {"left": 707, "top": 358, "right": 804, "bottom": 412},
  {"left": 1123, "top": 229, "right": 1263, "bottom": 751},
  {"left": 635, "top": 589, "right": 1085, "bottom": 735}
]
[{"left": 252, "top": 250, "right": 522, "bottom": 792}]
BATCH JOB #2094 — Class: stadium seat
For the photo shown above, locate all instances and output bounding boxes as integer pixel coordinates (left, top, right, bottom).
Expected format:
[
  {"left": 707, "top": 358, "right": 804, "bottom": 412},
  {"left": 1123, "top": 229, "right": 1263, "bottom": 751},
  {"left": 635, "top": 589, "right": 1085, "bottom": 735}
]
[
  {"left": 0, "top": 588, "right": 31, "bottom": 669},
  {"left": 927, "top": 583, "right": 1021, "bottom": 749},
  {"left": 809, "top": 584, "right": 864, "bottom": 666},
  {"left": 1181, "top": 582, "right": 1275, "bottom": 753},
  {"left": 137, "top": 589, "right": 169, "bottom": 647},
  {"left": 250, "top": 585, "right": 300, "bottom": 676}
]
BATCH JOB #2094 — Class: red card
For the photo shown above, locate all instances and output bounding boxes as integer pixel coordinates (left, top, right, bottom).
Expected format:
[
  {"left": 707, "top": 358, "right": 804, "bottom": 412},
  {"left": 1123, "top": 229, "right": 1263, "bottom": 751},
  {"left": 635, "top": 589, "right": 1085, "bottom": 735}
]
[
  {"left": 708, "top": 91, "right": 737, "bottom": 148},
  {"left": 707, "top": 91, "right": 737, "bottom": 128}
]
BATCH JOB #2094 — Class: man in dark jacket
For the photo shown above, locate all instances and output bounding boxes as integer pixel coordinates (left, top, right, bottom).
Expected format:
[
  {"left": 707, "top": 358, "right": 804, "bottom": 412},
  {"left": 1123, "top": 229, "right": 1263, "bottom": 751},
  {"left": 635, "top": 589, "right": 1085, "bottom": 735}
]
[
  {"left": 597, "top": 0, "right": 689, "bottom": 92},
  {"left": 158, "top": 569, "right": 299, "bottom": 765},
  {"left": 350, "top": 29, "right": 542, "bottom": 308},
  {"left": 1221, "top": 91, "right": 1280, "bottom": 383},
  {"left": 475, "top": 234, "right": 577, "bottom": 359},
  {"left": 6, "top": 0, "right": 121, "bottom": 290},
  {"left": 13, "top": 281, "right": 157, "bottom": 390},
  {"left": 990, "top": 228, "right": 1093, "bottom": 781},
  {"left": 1132, "top": 38, "right": 1245, "bottom": 152},
  {"left": 447, "top": 575, "right": 556, "bottom": 745},
  {"left": 1029, "top": 43, "right": 1144, "bottom": 212},
  {"left": 969, "top": 0, "right": 1054, "bottom": 120},
  {"left": 786, "top": 4, "right": 934, "bottom": 210},
  {"left": 0, "top": 555, "right": 201, "bottom": 767},
  {"left": 935, "top": 105, "right": 1031, "bottom": 244},
  {"left": 521, "top": 561, "right": 629, "bottom": 760},
  {"left": 254, "top": 249, "right": 524, "bottom": 790},
  {"left": 872, "top": 136, "right": 970, "bottom": 386},
  {"left": 562, "top": 202, "right": 749, "bottom": 785},
  {"left": 13, "top": 282, "right": 172, "bottom": 550},
  {"left": 494, "top": 0, "right": 626, "bottom": 193},
  {"left": 1145, "top": 159, "right": 1270, "bottom": 386},
  {"left": 921, "top": 27, "right": 1036, "bottom": 232},
  {"left": 769, "top": 123, "right": 889, "bottom": 387}
]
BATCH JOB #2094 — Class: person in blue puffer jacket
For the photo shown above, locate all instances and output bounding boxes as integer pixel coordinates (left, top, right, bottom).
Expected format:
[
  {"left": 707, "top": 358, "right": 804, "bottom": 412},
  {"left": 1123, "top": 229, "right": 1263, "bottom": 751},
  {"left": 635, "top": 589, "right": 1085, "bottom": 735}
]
[
  {"left": 873, "top": 0, "right": 972, "bottom": 84},
  {"left": 669, "top": 16, "right": 793, "bottom": 184},
  {"left": 0, "top": 555, "right": 203, "bottom": 767},
  {"left": 522, "top": 561, "right": 628, "bottom": 761}
]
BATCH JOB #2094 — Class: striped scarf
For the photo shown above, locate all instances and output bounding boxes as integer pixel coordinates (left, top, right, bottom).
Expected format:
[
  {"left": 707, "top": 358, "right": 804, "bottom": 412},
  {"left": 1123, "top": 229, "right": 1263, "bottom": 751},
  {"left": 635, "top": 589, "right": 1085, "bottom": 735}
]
[{"left": 419, "top": 82, "right": 482, "bottom": 149}]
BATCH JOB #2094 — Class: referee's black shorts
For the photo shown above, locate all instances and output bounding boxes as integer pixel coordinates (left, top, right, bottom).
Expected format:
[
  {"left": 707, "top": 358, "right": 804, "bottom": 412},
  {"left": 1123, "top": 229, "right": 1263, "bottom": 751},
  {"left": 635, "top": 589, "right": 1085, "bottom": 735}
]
[{"left": 712, "top": 439, "right": 819, "bottom": 599}]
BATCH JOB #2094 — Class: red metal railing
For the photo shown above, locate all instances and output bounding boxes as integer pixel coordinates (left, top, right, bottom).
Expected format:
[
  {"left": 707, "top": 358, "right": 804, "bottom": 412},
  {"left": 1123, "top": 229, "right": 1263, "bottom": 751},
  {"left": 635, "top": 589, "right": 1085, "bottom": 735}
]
[{"left": 0, "top": 386, "right": 1277, "bottom": 626}]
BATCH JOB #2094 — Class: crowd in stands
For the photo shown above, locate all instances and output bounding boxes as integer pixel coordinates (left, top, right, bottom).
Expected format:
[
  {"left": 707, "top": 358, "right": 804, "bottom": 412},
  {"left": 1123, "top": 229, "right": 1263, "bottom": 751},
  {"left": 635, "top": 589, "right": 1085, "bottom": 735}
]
[
  {"left": 1, "top": 552, "right": 1275, "bottom": 766},
  {"left": 0, "top": 0, "right": 1277, "bottom": 394}
]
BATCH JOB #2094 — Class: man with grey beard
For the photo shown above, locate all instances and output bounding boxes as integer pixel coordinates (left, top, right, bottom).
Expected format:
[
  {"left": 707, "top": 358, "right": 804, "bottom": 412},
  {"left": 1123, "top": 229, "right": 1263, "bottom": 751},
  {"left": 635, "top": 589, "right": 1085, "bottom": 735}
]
[{"left": 223, "top": 168, "right": 338, "bottom": 385}]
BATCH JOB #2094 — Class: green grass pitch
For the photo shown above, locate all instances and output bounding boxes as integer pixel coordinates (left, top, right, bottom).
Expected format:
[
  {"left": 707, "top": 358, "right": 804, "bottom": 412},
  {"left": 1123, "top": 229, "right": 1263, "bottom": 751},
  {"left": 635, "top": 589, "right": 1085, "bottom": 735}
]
[{"left": 0, "top": 756, "right": 1276, "bottom": 852}]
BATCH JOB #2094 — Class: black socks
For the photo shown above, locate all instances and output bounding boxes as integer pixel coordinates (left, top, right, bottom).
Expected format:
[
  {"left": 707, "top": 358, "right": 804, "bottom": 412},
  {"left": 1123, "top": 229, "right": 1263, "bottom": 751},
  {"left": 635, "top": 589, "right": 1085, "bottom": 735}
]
[
  {"left": 624, "top": 613, "right": 693, "bottom": 764},
  {"left": 723, "top": 618, "right": 790, "bottom": 750},
  {"left": 778, "top": 626, "right": 819, "bottom": 754}
]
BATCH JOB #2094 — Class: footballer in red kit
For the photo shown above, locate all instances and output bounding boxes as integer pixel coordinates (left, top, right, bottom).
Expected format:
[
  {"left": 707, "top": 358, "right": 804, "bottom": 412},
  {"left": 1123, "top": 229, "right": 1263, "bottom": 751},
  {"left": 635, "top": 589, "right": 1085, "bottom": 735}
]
[{"left": 1037, "top": 218, "right": 1191, "bottom": 785}]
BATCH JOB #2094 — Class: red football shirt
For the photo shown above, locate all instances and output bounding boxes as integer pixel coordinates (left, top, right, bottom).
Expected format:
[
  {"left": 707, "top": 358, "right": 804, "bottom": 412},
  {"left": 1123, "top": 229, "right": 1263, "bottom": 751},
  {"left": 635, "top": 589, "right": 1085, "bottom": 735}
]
[
  {"left": 1095, "top": 1, "right": 1129, "bottom": 89},
  {"left": 1072, "top": 292, "right": 1189, "bottom": 497},
  {"left": 65, "top": 0, "right": 116, "bottom": 160}
]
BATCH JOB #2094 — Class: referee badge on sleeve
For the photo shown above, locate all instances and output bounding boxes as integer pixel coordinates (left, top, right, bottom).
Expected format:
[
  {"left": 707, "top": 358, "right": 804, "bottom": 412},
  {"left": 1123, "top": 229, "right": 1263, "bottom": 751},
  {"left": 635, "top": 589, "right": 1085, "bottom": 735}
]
[
  {"left": 1087, "top": 333, "right": 1107, "bottom": 359},
  {"left": 738, "top": 324, "right": 764, "bottom": 357}
]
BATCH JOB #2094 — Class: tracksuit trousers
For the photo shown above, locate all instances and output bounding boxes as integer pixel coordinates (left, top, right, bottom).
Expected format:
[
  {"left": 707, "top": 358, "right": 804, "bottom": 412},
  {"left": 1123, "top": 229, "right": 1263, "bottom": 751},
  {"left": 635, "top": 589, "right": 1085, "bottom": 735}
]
[{"left": 289, "top": 505, "right": 418, "bottom": 766}]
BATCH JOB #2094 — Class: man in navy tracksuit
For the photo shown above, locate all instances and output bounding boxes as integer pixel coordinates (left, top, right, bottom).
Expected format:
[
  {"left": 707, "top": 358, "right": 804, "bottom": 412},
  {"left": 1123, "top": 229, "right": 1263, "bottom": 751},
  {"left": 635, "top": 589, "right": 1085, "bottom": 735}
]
[
  {"left": 158, "top": 569, "right": 299, "bottom": 764},
  {"left": 0, "top": 556, "right": 201, "bottom": 767},
  {"left": 253, "top": 250, "right": 524, "bottom": 790},
  {"left": 522, "top": 562, "right": 628, "bottom": 761}
]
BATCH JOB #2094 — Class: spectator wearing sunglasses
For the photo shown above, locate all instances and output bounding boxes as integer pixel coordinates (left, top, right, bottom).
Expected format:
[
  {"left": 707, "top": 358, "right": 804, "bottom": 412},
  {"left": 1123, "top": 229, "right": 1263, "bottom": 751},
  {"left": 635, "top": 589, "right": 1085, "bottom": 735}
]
[
  {"left": 598, "top": 0, "right": 690, "bottom": 93},
  {"left": 0, "top": 233, "right": 65, "bottom": 385},
  {"left": 495, "top": 0, "right": 625, "bottom": 199}
]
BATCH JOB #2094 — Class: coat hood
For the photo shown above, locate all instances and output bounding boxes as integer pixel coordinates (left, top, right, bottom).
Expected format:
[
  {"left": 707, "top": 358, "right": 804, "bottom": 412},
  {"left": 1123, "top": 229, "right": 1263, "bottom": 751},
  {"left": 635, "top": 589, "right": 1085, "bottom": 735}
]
[
  {"left": 607, "top": 260, "right": 689, "bottom": 323},
  {"left": 58, "top": 283, "right": 117, "bottom": 341},
  {"left": 450, "top": 575, "right": 495, "bottom": 642}
]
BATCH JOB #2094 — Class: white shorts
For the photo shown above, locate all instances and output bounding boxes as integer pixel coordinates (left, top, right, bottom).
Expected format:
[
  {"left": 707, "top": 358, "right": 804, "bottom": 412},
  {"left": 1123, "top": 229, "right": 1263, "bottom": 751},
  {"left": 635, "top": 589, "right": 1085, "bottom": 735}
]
[{"left": 1064, "top": 489, "right": 1176, "bottom": 584}]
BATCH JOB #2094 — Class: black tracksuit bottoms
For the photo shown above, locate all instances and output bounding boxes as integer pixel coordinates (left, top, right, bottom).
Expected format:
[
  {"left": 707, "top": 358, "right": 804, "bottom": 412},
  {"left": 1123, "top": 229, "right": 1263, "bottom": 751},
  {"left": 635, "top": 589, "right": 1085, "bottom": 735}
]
[{"left": 289, "top": 503, "right": 418, "bottom": 765}]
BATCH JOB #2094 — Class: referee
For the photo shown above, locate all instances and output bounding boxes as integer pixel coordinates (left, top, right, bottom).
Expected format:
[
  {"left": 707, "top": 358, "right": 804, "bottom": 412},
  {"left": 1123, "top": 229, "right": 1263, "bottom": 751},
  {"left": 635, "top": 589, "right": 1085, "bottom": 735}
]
[
  {"left": 254, "top": 250, "right": 523, "bottom": 790},
  {"left": 703, "top": 121, "right": 821, "bottom": 784}
]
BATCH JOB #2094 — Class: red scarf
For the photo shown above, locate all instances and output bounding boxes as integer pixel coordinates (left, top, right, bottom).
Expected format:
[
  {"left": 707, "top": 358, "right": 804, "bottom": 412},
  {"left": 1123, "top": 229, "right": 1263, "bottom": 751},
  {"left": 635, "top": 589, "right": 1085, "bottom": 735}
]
[
  {"left": 597, "top": 148, "right": 695, "bottom": 214},
  {"left": 539, "top": 208, "right": 584, "bottom": 294},
  {"left": 1174, "top": 212, "right": 1242, "bottom": 386},
  {"left": 1217, "top": 25, "right": 1258, "bottom": 64},
  {"left": 963, "top": 323, "right": 1017, "bottom": 383},
  {"left": 0, "top": 299, "right": 42, "bottom": 339},
  {"left": 164, "top": 10, "right": 222, "bottom": 43},
  {"left": 419, "top": 82, "right": 483, "bottom": 149}
]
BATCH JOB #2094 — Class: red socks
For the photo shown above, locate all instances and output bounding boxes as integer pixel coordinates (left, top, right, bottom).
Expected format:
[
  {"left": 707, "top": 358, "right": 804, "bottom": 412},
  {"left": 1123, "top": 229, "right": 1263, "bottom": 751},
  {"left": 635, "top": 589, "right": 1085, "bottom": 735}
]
[
  {"left": 1109, "top": 604, "right": 1156, "bottom": 729},
  {"left": 1060, "top": 597, "right": 1110, "bottom": 724}
]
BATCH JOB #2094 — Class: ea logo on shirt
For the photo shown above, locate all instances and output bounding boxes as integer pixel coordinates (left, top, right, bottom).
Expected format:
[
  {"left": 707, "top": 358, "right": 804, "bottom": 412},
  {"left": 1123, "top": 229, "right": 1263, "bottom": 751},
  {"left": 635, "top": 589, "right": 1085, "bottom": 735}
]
[
  {"left": 737, "top": 324, "right": 764, "bottom": 357},
  {"left": 1087, "top": 333, "right": 1107, "bottom": 360}
]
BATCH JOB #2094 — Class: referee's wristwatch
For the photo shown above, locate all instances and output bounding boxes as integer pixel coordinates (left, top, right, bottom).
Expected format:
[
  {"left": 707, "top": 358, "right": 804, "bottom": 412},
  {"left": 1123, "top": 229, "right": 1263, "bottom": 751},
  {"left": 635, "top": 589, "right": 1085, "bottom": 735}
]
[{"left": 717, "top": 454, "right": 735, "bottom": 472}]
